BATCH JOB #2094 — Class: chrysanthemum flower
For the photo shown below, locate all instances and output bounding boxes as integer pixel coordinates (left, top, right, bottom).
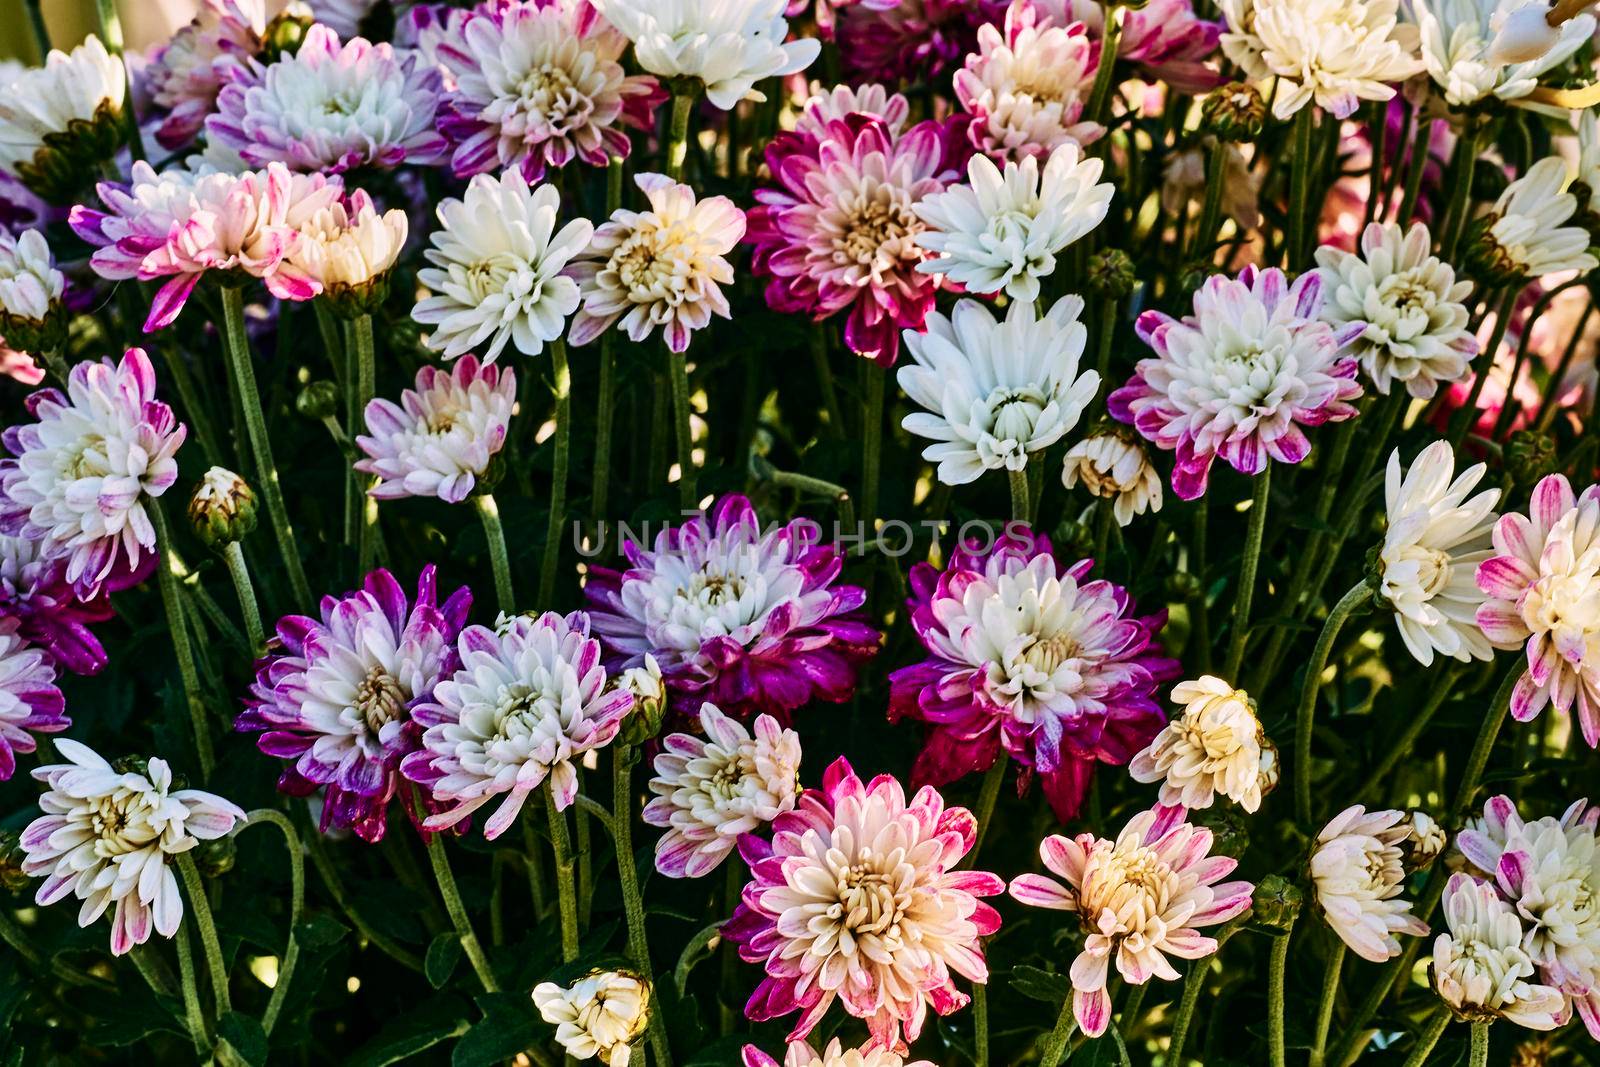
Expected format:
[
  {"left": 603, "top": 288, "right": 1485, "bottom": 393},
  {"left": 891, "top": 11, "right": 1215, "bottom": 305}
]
[
  {"left": 896, "top": 297, "right": 1099, "bottom": 484},
  {"left": 839, "top": 0, "right": 1000, "bottom": 86},
  {"left": 143, "top": 0, "right": 269, "bottom": 151},
  {"left": 292, "top": 189, "right": 407, "bottom": 313},
  {"left": 412, "top": 170, "right": 593, "bottom": 362},
  {"left": 1311, "top": 804, "right": 1431, "bottom": 963},
  {"left": 913, "top": 142, "right": 1112, "bottom": 302},
  {"left": 0, "top": 534, "right": 119, "bottom": 675},
  {"left": 238, "top": 566, "right": 470, "bottom": 843},
  {"left": 643, "top": 702, "right": 801, "bottom": 878},
  {"left": 0, "top": 228, "right": 65, "bottom": 354},
  {"left": 1061, "top": 432, "right": 1164, "bottom": 527},
  {"left": 356, "top": 356, "right": 516, "bottom": 505},
  {"left": 0, "top": 37, "right": 126, "bottom": 204},
  {"left": 747, "top": 94, "right": 958, "bottom": 364},
  {"left": 19, "top": 739, "right": 245, "bottom": 955},
  {"left": 0, "top": 348, "right": 185, "bottom": 597},
  {"left": 724, "top": 757, "right": 1004, "bottom": 1049},
  {"left": 307, "top": 0, "right": 385, "bottom": 37},
  {"left": 1413, "top": 0, "right": 1594, "bottom": 107},
  {"left": 888, "top": 528, "right": 1178, "bottom": 820},
  {"left": 592, "top": 0, "right": 820, "bottom": 110},
  {"left": 1433, "top": 872, "right": 1568, "bottom": 1030},
  {"left": 1315, "top": 221, "right": 1477, "bottom": 399},
  {"left": 743, "top": 1038, "right": 936, "bottom": 1067},
  {"left": 1457, "top": 794, "right": 1600, "bottom": 1037},
  {"left": 404, "top": 611, "right": 633, "bottom": 837},
  {"left": 1068, "top": 0, "right": 1225, "bottom": 93},
  {"left": 566, "top": 173, "right": 745, "bottom": 353},
  {"left": 1476, "top": 474, "right": 1600, "bottom": 747},
  {"left": 1109, "top": 266, "right": 1364, "bottom": 501},
  {"left": 208, "top": 24, "right": 446, "bottom": 174},
  {"left": 954, "top": 1, "right": 1102, "bottom": 163},
  {"left": 1129, "top": 676, "right": 1274, "bottom": 813},
  {"left": 1009, "top": 804, "right": 1253, "bottom": 1037},
  {"left": 533, "top": 970, "right": 652, "bottom": 1067},
  {"left": 0, "top": 617, "right": 66, "bottom": 781},
  {"left": 1465, "top": 157, "right": 1599, "bottom": 284},
  {"left": 435, "top": 0, "right": 665, "bottom": 182},
  {"left": 1379, "top": 441, "right": 1499, "bottom": 667},
  {"left": 1218, "top": 0, "right": 1422, "bottom": 120}
]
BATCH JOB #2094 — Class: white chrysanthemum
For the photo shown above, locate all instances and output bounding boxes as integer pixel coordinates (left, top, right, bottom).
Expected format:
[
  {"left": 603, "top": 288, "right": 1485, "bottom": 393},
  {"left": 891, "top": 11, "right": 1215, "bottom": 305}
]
[
  {"left": 19, "top": 740, "right": 245, "bottom": 956},
  {"left": 1315, "top": 221, "right": 1477, "bottom": 400},
  {"left": 1061, "top": 434, "right": 1163, "bottom": 527},
  {"left": 591, "top": 0, "right": 820, "bottom": 110},
  {"left": 533, "top": 971, "right": 650, "bottom": 1067},
  {"left": 1414, "top": 0, "right": 1594, "bottom": 107},
  {"left": 897, "top": 297, "right": 1099, "bottom": 485},
  {"left": 1434, "top": 873, "right": 1568, "bottom": 1029},
  {"left": 1379, "top": 441, "right": 1500, "bottom": 667},
  {"left": 1129, "top": 676, "right": 1274, "bottom": 813},
  {"left": 749, "top": 1039, "right": 936, "bottom": 1067},
  {"left": 1578, "top": 110, "right": 1600, "bottom": 196},
  {"left": 294, "top": 189, "right": 407, "bottom": 297},
  {"left": 1312, "top": 805, "right": 1431, "bottom": 963},
  {"left": 1219, "top": 0, "right": 1423, "bottom": 120},
  {"left": 643, "top": 702, "right": 801, "bottom": 878},
  {"left": 0, "top": 36, "right": 126, "bottom": 194},
  {"left": 412, "top": 171, "right": 594, "bottom": 362},
  {"left": 912, "top": 143, "right": 1113, "bottom": 302},
  {"left": 0, "top": 229, "right": 64, "bottom": 327},
  {"left": 1469, "top": 157, "right": 1599, "bottom": 281}
]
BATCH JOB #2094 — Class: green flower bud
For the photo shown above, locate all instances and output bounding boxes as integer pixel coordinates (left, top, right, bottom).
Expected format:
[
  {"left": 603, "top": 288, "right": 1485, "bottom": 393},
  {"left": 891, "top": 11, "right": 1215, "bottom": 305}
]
[
  {"left": 261, "top": 11, "right": 314, "bottom": 62},
  {"left": 14, "top": 101, "right": 125, "bottom": 205},
  {"left": 295, "top": 380, "right": 340, "bottom": 421},
  {"left": 0, "top": 305, "right": 67, "bottom": 358},
  {"left": 189, "top": 467, "right": 259, "bottom": 549},
  {"left": 1192, "top": 806, "right": 1249, "bottom": 859},
  {"left": 620, "top": 655, "right": 668, "bottom": 750},
  {"left": 0, "top": 829, "right": 30, "bottom": 894},
  {"left": 1201, "top": 83, "right": 1266, "bottom": 142},
  {"left": 1052, "top": 519, "right": 1094, "bottom": 558},
  {"left": 1505, "top": 429, "right": 1558, "bottom": 486},
  {"left": 1164, "top": 570, "right": 1202, "bottom": 602},
  {"left": 1251, "top": 874, "right": 1304, "bottom": 933},
  {"left": 1085, "top": 249, "right": 1137, "bottom": 300},
  {"left": 194, "top": 836, "right": 237, "bottom": 878}
]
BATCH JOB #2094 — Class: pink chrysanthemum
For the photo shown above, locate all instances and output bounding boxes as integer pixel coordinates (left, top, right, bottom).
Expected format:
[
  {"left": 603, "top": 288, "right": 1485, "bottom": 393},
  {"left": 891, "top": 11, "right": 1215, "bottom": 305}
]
[
  {"left": 744, "top": 1038, "right": 936, "bottom": 1067},
  {"left": 1476, "top": 474, "right": 1600, "bottom": 747},
  {"left": 1109, "top": 265, "right": 1364, "bottom": 501},
  {"left": 1065, "top": 0, "right": 1225, "bottom": 93},
  {"left": 784, "top": 0, "right": 897, "bottom": 38},
  {"left": 434, "top": 0, "right": 665, "bottom": 182},
  {"left": 839, "top": 0, "right": 1005, "bottom": 85},
  {"left": 142, "top": 0, "right": 269, "bottom": 151},
  {"left": 0, "top": 348, "right": 184, "bottom": 598},
  {"left": 70, "top": 161, "right": 342, "bottom": 331},
  {"left": 723, "top": 757, "right": 1005, "bottom": 1050},
  {"left": 888, "top": 527, "right": 1178, "bottom": 821},
  {"left": 0, "top": 533, "right": 124, "bottom": 675},
  {"left": 746, "top": 89, "right": 962, "bottom": 365},
  {"left": 583, "top": 495, "right": 881, "bottom": 723},
  {"left": 238, "top": 566, "right": 471, "bottom": 843},
  {"left": 1009, "top": 805, "right": 1253, "bottom": 1037},
  {"left": 0, "top": 616, "right": 67, "bottom": 781}
]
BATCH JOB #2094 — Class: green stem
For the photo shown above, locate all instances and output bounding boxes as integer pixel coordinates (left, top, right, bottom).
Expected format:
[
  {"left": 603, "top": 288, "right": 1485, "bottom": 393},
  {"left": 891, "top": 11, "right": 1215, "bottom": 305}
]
[
  {"left": 1039, "top": 992, "right": 1077, "bottom": 1067},
  {"left": 665, "top": 90, "right": 694, "bottom": 182},
  {"left": 222, "top": 541, "right": 264, "bottom": 655},
  {"left": 0, "top": 908, "right": 113, "bottom": 991},
  {"left": 151, "top": 504, "right": 213, "bottom": 778},
  {"left": 546, "top": 780, "right": 580, "bottom": 963},
  {"left": 1007, "top": 466, "right": 1031, "bottom": 524},
  {"left": 1166, "top": 967, "right": 1208, "bottom": 1065},
  {"left": 1399, "top": 1009, "right": 1452, "bottom": 1067},
  {"left": 1450, "top": 287, "right": 1520, "bottom": 451},
  {"left": 424, "top": 831, "right": 499, "bottom": 993},
  {"left": 161, "top": 348, "right": 225, "bottom": 468},
  {"left": 1354, "top": 664, "right": 1463, "bottom": 804},
  {"left": 352, "top": 314, "right": 378, "bottom": 573},
  {"left": 23, "top": 0, "right": 49, "bottom": 60},
  {"left": 1308, "top": 942, "right": 1346, "bottom": 1067},
  {"left": 243, "top": 810, "right": 303, "bottom": 1036},
  {"left": 176, "top": 854, "right": 231, "bottom": 1018},
  {"left": 973, "top": 982, "right": 990, "bottom": 1067},
  {"left": 540, "top": 339, "right": 571, "bottom": 604},
  {"left": 965, "top": 758, "right": 1007, "bottom": 868},
  {"left": 1191, "top": 496, "right": 1212, "bottom": 674},
  {"left": 861, "top": 364, "right": 884, "bottom": 526},
  {"left": 1397, "top": 119, "right": 1435, "bottom": 227},
  {"left": 593, "top": 157, "right": 624, "bottom": 525},
  {"left": 474, "top": 493, "right": 515, "bottom": 615},
  {"left": 1190, "top": 142, "right": 1229, "bottom": 261},
  {"left": 522, "top": 812, "right": 549, "bottom": 919},
  {"left": 93, "top": 0, "right": 143, "bottom": 162},
  {"left": 1468, "top": 1020, "right": 1489, "bottom": 1067},
  {"left": 668, "top": 348, "right": 697, "bottom": 510},
  {"left": 1287, "top": 107, "right": 1316, "bottom": 269},
  {"left": 614, "top": 751, "right": 674, "bottom": 1066},
  {"left": 1224, "top": 467, "right": 1271, "bottom": 680},
  {"left": 1452, "top": 667, "right": 1518, "bottom": 818},
  {"left": 810, "top": 322, "right": 845, "bottom": 438},
  {"left": 1268, "top": 924, "right": 1293, "bottom": 1067},
  {"left": 1085, "top": 6, "right": 1123, "bottom": 128},
  {"left": 219, "top": 287, "right": 312, "bottom": 607},
  {"left": 302, "top": 829, "right": 423, "bottom": 972},
  {"left": 1439, "top": 123, "right": 1482, "bottom": 262},
  {"left": 174, "top": 925, "right": 211, "bottom": 1053},
  {"left": 1295, "top": 584, "right": 1373, "bottom": 825},
  {"left": 1365, "top": 101, "right": 1390, "bottom": 226}
]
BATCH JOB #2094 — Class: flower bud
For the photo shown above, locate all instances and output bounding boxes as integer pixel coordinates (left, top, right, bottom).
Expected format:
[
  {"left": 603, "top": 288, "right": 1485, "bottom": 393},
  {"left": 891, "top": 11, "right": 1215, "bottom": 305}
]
[
  {"left": 1164, "top": 570, "right": 1202, "bottom": 601},
  {"left": 189, "top": 467, "right": 260, "bottom": 549},
  {"left": 1201, "top": 82, "right": 1266, "bottom": 142},
  {"left": 1505, "top": 429, "right": 1558, "bottom": 486},
  {"left": 1399, "top": 810, "right": 1446, "bottom": 871},
  {"left": 620, "top": 655, "right": 668, "bottom": 749},
  {"left": 194, "top": 835, "right": 237, "bottom": 878},
  {"left": 0, "top": 829, "right": 30, "bottom": 894},
  {"left": 261, "top": 9, "right": 315, "bottom": 62},
  {"left": 1192, "top": 806, "right": 1249, "bottom": 859},
  {"left": 296, "top": 380, "right": 340, "bottom": 421},
  {"left": 1251, "top": 873, "right": 1304, "bottom": 933},
  {"left": 1084, "top": 249, "right": 1136, "bottom": 300},
  {"left": 1052, "top": 518, "right": 1095, "bottom": 558},
  {"left": 1256, "top": 737, "right": 1280, "bottom": 799}
]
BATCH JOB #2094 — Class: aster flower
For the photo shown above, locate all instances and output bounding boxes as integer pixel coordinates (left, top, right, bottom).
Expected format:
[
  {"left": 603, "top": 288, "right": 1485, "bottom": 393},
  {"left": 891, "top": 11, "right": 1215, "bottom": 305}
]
[
  {"left": 643, "top": 701, "right": 801, "bottom": 878},
  {"left": 19, "top": 739, "right": 245, "bottom": 955},
  {"left": 208, "top": 24, "right": 445, "bottom": 174},
  {"left": 1465, "top": 157, "right": 1599, "bottom": 284},
  {"left": 896, "top": 297, "right": 1100, "bottom": 484},
  {"left": 566, "top": 173, "right": 745, "bottom": 353},
  {"left": 912, "top": 142, "right": 1113, "bottom": 302},
  {"left": 238, "top": 566, "right": 470, "bottom": 843},
  {"left": 0, "top": 348, "right": 185, "bottom": 597},
  {"left": 592, "top": 0, "right": 820, "bottom": 110},
  {"left": 0, "top": 618, "right": 67, "bottom": 781},
  {"left": 355, "top": 356, "right": 517, "bottom": 505},
  {"left": 888, "top": 529, "right": 1179, "bottom": 821},
  {"left": 1009, "top": 805, "right": 1254, "bottom": 1037},
  {"left": 1433, "top": 872, "right": 1568, "bottom": 1029},
  {"left": 1109, "top": 266, "right": 1364, "bottom": 501},
  {"left": 1457, "top": 794, "right": 1600, "bottom": 1037},
  {"left": 533, "top": 970, "right": 651, "bottom": 1066},
  {"left": 0, "top": 534, "right": 119, "bottom": 675},
  {"left": 143, "top": 0, "right": 270, "bottom": 151},
  {"left": 435, "top": 0, "right": 665, "bottom": 182},
  {"left": 292, "top": 189, "right": 407, "bottom": 314},
  {"left": 1129, "top": 676, "right": 1274, "bottom": 813},
  {"left": 1413, "top": 0, "right": 1594, "bottom": 107},
  {"left": 1476, "top": 474, "right": 1600, "bottom": 747},
  {"left": 742, "top": 1039, "right": 936, "bottom": 1067},
  {"left": 0, "top": 37, "right": 127, "bottom": 204},
  {"left": 584, "top": 495, "right": 879, "bottom": 722},
  {"left": 0, "top": 228, "right": 65, "bottom": 355},
  {"left": 403, "top": 611, "right": 633, "bottom": 837},
  {"left": 1379, "top": 441, "right": 1500, "bottom": 667},
  {"left": 1218, "top": 0, "right": 1423, "bottom": 120},
  {"left": 747, "top": 95, "right": 957, "bottom": 364},
  {"left": 1315, "top": 221, "right": 1477, "bottom": 399},
  {"left": 1311, "top": 804, "right": 1431, "bottom": 963},
  {"left": 412, "top": 170, "right": 593, "bottom": 362},
  {"left": 1060, "top": 432, "right": 1164, "bottom": 527},
  {"left": 723, "top": 757, "right": 1005, "bottom": 1049}
]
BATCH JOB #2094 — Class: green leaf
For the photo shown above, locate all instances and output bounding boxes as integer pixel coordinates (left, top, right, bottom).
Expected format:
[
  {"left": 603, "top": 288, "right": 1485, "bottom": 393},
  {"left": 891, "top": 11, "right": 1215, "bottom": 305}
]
[
  {"left": 681, "top": 1037, "right": 750, "bottom": 1065},
  {"left": 295, "top": 913, "right": 349, "bottom": 949},
  {"left": 1007, "top": 965, "right": 1071, "bottom": 1004},
  {"left": 450, "top": 993, "right": 545, "bottom": 1067},
  {"left": 425, "top": 933, "right": 463, "bottom": 989},
  {"left": 214, "top": 1012, "right": 269, "bottom": 1067},
  {"left": 346, "top": 995, "right": 472, "bottom": 1067}
]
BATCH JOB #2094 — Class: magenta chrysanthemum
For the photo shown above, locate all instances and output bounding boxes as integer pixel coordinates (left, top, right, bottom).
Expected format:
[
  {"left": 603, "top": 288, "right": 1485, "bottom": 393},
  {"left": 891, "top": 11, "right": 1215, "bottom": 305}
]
[
  {"left": 1109, "top": 265, "right": 1364, "bottom": 501},
  {"left": 1044, "top": 0, "right": 1224, "bottom": 93},
  {"left": 839, "top": 0, "right": 1004, "bottom": 85},
  {"left": 434, "top": 0, "right": 665, "bottom": 182},
  {"left": 237, "top": 566, "right": 471, "bottom": 843},
  {"left": 583, "top": 495, "right": 881, "bottom": 723},
  {"left": 888, "top": 527, "right": 1178, "bottom": 821},
  {"left": 0, "top": 533, "right": 123, "bottom": 675},
  {"left": 723, "top": 756, "right": 1005, "bottom": 1050},
  {"left": 0, "top": 616, "right": 67, "bottom": 781},
  {"left": 142, "top": 0, "right": 269, "bottom": 151}
]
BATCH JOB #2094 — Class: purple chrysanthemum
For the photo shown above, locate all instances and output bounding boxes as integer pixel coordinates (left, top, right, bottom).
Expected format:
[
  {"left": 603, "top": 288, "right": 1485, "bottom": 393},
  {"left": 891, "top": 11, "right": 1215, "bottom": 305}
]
[
  {"left": 238, "top": 566, "right": 471, "bottom": 843},
  {"left": 888, "top": 527, "right": 1179, "bottom": 821},
  {"left": 0, "top": 617, "right": 67, "bottom": 781},
  {"left": 584, "top": 495, "right": 880, "bottom": 723},
  {"left": 0, "top": 532, "right": 133, "bottom": 676}
]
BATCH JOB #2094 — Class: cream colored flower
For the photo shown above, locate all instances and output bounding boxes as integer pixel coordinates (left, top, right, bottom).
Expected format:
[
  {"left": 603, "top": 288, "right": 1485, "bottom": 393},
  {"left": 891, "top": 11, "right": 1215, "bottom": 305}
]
[
  {"left": 1467, "top": 157, "right": 1598, "bottom": 282},
  {"left": 0, "top": 229, "right": 64, "bottom": 349},
  {"left": 1403, "top": 811, "right": 1449, "bottom": 869},
  {"left": 1414, "top": 0, "right": 1594, "bottom": 107},
  {"left": 741, "top": 1039, "right": 936, "bottom": 1067},
  {"left": 1433, "top": 872, "right": 1568, "bottom": 1029},
  {"left": 1061, "top": 433, "right": 1164, "bottom": 526},
  {"left": 0, "top": 36, "right": 126, "bottom": 202},
  {"left": 1312, "top": 805, "right": 1431, "bottom": 963},
  {"left": 533, "top": 970, "right": 651, "bottom": 1066},
  {"left": 294, "top": 190, "right": 407, "bottom": 308},
  {"left": 1129, "top": 676, "right": 1274, "bottom": 813}
]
